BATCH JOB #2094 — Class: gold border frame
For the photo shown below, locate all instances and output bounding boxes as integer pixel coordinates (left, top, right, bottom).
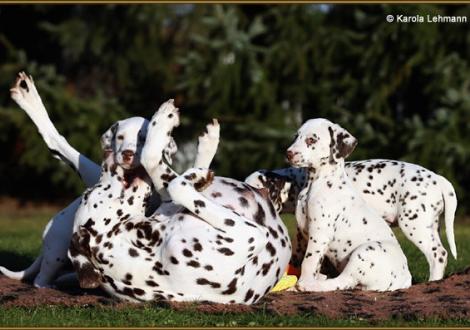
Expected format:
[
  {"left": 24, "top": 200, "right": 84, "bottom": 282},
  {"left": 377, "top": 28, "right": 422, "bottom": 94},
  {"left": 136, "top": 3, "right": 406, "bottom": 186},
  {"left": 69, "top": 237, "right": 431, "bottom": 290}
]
[
  {"left": 1, "top": 1, "right": 470, "bottom": 3},
  {"left": 0, "top": 1, "right": 468, "bottom": 329}
]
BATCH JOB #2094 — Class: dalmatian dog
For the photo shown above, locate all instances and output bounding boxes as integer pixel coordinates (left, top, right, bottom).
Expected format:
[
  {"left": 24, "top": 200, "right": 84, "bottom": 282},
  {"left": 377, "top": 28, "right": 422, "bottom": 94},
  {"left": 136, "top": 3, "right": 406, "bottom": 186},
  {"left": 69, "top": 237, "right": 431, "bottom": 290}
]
[
  {"left": 0, "top": 72, "right": 219, "bottom": 287},
  {"left": 284, "top": 118, "right": 412, "bottom": 292},
  {"left": 69, "top": 100, "right": 292, "bottom": 304},
  {"left": 246, "top": 157, "right": 457, "bottom": 282}
]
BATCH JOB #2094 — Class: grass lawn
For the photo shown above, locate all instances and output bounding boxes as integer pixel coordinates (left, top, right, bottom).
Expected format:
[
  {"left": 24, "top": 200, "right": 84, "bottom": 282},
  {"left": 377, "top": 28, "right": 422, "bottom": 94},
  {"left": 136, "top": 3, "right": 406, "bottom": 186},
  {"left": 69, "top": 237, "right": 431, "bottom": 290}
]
[{"left": 0, "top": 210, "right": 469, "bottom": 327}]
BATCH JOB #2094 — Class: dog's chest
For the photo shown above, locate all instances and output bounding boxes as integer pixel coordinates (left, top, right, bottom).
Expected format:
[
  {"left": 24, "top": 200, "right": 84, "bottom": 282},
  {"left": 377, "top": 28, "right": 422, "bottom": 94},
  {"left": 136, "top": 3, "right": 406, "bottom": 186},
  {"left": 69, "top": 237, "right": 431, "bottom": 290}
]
[
  {"left": 77, "top": 182, "right": 151, "bottom": 233},
  {"left": 295, "top": 187, "right": 310, "bottom": 234}
]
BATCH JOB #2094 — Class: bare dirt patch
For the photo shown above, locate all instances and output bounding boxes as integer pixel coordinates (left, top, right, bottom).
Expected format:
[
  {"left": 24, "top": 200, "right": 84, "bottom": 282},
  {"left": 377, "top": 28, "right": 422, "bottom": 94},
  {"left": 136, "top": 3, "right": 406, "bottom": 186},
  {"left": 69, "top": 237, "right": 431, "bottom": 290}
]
[
  {"left": 0, "top": 197, "right": 63, "bottom": 218},
  {"left": 1, "top": 267, "right": 469, "bottom": 321}
]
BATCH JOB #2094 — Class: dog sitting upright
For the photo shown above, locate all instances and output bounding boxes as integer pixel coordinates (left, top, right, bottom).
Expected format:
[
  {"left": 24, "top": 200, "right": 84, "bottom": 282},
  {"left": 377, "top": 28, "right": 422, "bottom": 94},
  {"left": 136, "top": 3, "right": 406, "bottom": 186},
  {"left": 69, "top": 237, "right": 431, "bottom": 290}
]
[{"left": 286, "top": 118, "right": 411, "bottom": 292}]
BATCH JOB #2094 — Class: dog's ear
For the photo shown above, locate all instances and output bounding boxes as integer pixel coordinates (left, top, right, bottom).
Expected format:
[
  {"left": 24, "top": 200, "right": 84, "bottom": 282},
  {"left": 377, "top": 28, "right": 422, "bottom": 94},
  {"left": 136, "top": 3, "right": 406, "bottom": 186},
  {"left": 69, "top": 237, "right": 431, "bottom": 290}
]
[
  {"left": 328, "top": 123, "right": 357, "bottom": 162},
  {"left": 244, "top": 170, "right": 268, "bottom": 189},
  {"left": 100, "top": 122, "right": 119, "bottom": 152},
  {"left": 263, "top": 172, "right": 294, "bottom": 212},
  {"left": 162, "top": 137, "right": 177, "bottom": 165},
  {"left": 278, "top": 181, "right": 292, "bottom": 208}
]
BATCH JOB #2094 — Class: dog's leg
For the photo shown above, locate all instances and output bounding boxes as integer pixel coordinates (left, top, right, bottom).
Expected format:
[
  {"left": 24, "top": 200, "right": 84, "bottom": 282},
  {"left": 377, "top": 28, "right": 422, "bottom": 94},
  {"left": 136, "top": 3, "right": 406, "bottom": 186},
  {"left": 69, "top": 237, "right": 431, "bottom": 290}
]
[
  {"left": 153, "top": 119, "right": 220, "bottom": 197},
  {"left": 54, "top": 272, "right": 79, "bottom": 287},
  {"left": 342, "top": 241, "right": 411, "bottom": 291},
  {"left": 295, "top": 237, "right": 331, "bottom": 291},
  {"left": 294, "top": 204, "right": 334, "bottom": 291},
  {"left": 302, "top": 272, "right": 357, "bottom": 292},
  {"left": 68, "top": 231, "right": 101, "bottom": 289},
  {"left": 303, "top": 240, "right": 412, "bottom": 292},
  {"left": 290, "top": 227, "right": 307, "bottom": 268},
  {"left": 399, "top": 213, "right": 447, "bottom": 281},
  {"left": 142, "top": 100, "right": 219, "bottom": 194},
  {"left": 141, "top": 100, "right": 180, "bottom": 192},
  {"left": 32, "top": 198, "right": 81, "bottom": 287},
  {"left": 10, "top": 72, "right": 100, "bottom": 187},
  {"left": 194, "top": 119, "right": 220, "bottom": 168},
  {"left": 168, "top": 167, "right": 268, "bottom": 254}
]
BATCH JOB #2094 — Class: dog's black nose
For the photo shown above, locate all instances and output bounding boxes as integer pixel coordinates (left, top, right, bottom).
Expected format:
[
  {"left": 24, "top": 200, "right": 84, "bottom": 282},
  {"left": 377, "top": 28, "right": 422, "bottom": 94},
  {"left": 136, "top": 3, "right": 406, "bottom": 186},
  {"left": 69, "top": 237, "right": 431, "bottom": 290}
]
[
  {"left": 286, "top": 150, "right": 294, "bottom": 161},
  {"left": 122, "top": 150, "right": 135, "bottom": 160}
]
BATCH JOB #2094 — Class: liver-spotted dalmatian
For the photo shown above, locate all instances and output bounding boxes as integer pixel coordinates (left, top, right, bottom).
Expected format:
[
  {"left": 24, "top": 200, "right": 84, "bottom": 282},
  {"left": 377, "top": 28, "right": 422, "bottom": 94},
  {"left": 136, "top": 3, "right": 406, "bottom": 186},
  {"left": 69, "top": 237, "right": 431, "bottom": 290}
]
[
  {"left": 69, "top": 100, "right": 292, "bottom": 303},
  {"left": 246, "top": 148, "right": 457, "bottom": 282},
  {"left": 0, "top": 72, "right": 219, "bottom": 287},
  {"left": 284, "top": 118, "right": 412, "bottom": 291}
]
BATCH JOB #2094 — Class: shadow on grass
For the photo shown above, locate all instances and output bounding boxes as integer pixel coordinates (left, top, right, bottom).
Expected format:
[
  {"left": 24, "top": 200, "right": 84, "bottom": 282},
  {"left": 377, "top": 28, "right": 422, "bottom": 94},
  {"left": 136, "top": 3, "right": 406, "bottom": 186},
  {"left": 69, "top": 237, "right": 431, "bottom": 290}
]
[
  {"left": 0, "top": 250, "right": 112, "bottom": 300},
  {"left": 0, "top": 251, "right": 35, "bottom": 270}
]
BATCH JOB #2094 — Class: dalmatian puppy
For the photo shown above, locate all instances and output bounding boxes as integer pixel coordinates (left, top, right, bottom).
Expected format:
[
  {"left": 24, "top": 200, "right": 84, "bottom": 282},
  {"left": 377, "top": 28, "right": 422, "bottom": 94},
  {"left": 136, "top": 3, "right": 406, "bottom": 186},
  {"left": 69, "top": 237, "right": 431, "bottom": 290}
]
[
  {"left": 285, "top": 118, "right": 411, "bottom": 292},
  {"left": 69, "top": 100, "right": 292, "bottom": 304},
  {"left": 246, "top": 160, "right": 457, "bottom": 282},
  {"left": 0, "top": 72, "right": 219, "bottom": 287}
]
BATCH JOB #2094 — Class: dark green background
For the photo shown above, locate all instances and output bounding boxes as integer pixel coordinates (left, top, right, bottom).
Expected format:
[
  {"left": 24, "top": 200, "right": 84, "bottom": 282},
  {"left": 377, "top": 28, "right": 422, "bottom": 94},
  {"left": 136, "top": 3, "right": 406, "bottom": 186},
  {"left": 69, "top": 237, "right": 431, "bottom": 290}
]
[{"left": 0, "top": 4, "right": 468, "bottom": 213}]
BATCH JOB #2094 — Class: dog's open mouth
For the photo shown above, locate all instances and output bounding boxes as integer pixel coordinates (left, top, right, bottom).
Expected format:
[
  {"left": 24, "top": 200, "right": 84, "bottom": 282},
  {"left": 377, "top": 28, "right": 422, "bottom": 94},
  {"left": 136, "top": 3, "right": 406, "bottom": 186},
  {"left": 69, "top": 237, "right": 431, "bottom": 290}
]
[{"left": 123, "top": 166, "right": 147, "bottom": 189}]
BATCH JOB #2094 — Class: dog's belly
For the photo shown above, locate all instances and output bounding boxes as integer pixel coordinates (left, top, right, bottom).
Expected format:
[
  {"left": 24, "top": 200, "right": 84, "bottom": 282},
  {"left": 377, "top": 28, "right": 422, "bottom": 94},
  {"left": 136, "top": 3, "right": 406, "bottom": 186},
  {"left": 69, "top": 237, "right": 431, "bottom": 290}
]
[{"left": 95, "top": 218, "right": 286, "bottom": 304}]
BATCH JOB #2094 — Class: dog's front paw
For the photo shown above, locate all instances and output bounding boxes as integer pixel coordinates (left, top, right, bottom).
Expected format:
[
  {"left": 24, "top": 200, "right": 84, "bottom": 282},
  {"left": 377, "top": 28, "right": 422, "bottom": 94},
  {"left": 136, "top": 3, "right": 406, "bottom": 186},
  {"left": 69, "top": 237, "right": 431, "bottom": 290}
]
[
  {"left": 168, "top": 168, "right": 214, "bottom": 203},
  {"left": 193, "top": 119, "right": 220, "bottom": 168},
  {"left": 295, "top": 277, "right": 317, "bottom": 292},
  {"left": 10, "top": 72, "right": 33, "bottom": 105},
  {"left": 316, "top": 273, "right": 327, "bottom": 281},
  {"left": 183, "top": 168, "right": 215, "bottom": 192},
  {"left": 200, "top": 119, "right": 220, "bottom": 143},
  {"left": 149, "top": 99, "right": 180, "bottom": 131}
]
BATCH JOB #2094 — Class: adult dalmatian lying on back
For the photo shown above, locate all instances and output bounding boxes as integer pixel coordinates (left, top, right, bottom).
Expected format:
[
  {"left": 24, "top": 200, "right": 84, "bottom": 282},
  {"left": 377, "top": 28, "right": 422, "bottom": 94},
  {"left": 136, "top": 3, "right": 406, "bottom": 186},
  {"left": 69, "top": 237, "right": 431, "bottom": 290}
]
[
  {"left": 1, "top": 72, "right": 223, "bottom": 288},
  {"left": 69, "top": 100, "right": 292, "bottom": 303},
  {"left": 4, "top": 74, "right": 293, "bottom": 298},
  {"left": 246, "top": 142, "right": 457, "bottom": 282}
]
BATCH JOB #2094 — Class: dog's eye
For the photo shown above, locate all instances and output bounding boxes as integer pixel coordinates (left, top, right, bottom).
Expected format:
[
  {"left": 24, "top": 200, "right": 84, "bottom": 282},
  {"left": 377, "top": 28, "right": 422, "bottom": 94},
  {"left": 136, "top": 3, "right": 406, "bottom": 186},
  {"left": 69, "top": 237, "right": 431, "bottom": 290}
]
[
  {"left": 305, "top": 137, "right": 316, "bottom": 146},
  {"left": 117, "top": 135, "right": 124, "bottom": 140}
]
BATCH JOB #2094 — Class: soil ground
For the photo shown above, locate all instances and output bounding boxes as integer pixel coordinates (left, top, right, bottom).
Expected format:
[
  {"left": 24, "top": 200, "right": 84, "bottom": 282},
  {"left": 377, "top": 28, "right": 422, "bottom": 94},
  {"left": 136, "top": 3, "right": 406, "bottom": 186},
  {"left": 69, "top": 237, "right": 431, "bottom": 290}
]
[{"left": 1, "top": 267, "right": 469, "bottom": 321}]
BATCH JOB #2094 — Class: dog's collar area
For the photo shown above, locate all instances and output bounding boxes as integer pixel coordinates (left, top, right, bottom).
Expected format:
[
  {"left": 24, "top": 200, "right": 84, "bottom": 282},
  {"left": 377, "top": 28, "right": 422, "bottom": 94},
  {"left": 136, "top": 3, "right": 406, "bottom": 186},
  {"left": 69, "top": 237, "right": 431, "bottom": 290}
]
[{"left": 122, "top": 166, "right": 148, "bottom": 189}]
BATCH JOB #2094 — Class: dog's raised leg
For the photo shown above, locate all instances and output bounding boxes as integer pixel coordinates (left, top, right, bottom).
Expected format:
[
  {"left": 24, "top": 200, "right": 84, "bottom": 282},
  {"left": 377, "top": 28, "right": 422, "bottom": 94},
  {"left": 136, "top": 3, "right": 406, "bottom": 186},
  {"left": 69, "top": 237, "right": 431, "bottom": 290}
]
[
  {"left": 194, "top": 119, "right": 220, "bottom": 168},
  {"left": 168, "top": 167, "right": 269, "bottom": 259},
  {"left": 0, "top": 197, "right": 81, "bottom": 288},
  {"left": 152, "top": 119, "right": 220, "bottom": 199},
  {"left": 141, "top": 99, "right": 181, "bottom": 193},
  {"left": 141, "top": 100, "right": 219, "bottom": 199},
  {"left": 10, "top": 72, "right": 100, "bottom": 187}
]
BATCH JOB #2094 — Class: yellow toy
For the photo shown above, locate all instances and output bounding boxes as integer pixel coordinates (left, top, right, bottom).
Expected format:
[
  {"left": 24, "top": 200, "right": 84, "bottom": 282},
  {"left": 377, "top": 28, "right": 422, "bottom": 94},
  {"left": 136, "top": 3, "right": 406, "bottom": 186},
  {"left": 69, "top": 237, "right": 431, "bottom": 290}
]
[{"left": 270, "top": 265, "right": 299, "bottom": 292}]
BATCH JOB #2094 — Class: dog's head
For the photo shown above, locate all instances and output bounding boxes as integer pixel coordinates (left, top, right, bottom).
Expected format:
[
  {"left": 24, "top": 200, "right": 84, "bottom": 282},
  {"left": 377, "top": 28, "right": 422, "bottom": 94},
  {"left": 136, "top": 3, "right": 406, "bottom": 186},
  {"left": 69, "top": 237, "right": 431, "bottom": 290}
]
[
  {"left": 100, "top": 117, "right": 178, "bottom": 170},
  {"left": 245, "top": 170, "right": 292, "bottom": 213},
  {"left": 100, "top": 117, "right": 149, "bottom": 170},
  {"left": 286, "top": 118, "right": 357, "bottom": 169}
]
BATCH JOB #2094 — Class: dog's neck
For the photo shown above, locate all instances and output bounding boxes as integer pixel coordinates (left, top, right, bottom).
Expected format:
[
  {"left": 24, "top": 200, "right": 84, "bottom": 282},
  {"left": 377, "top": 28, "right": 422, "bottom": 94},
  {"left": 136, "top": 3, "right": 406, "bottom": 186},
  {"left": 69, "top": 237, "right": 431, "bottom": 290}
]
[
  {"left": 308, "top": 159, "right": 346, "bottom": 183},
  {"left": 97, "top": 157, "right": 154, "bottom": 214}
]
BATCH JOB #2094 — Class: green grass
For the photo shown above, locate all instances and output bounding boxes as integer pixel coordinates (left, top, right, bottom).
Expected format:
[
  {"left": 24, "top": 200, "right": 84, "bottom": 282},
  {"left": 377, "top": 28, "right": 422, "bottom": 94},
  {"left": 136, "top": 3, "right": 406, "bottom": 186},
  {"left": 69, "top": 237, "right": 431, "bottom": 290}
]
[
  {"left": 0, "top": 212, "right": 469, "bottom": 327},
  {"left": 1, "top": 305, "right": 470, "bottom": 327},
  {"left": 282, "top": 215, "right": 470, "bottom": 283}
]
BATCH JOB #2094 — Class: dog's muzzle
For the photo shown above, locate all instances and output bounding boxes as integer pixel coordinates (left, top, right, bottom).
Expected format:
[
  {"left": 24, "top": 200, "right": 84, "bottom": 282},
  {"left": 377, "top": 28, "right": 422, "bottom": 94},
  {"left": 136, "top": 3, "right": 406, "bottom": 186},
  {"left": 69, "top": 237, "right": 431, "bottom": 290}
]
[{"left": 122, "top": 150, "right": 135, "bottom": 163}]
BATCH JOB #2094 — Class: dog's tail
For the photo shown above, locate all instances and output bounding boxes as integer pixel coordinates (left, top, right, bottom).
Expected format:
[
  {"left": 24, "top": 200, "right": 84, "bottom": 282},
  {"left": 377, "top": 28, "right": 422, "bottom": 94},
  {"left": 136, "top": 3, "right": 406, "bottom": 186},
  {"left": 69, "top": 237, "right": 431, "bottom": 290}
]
[
  {"left": 437, "top": 175, "right": 458, "bottom": 259},
  {"left": 0, "top": 254, "right": 42, "bottom": 281}
]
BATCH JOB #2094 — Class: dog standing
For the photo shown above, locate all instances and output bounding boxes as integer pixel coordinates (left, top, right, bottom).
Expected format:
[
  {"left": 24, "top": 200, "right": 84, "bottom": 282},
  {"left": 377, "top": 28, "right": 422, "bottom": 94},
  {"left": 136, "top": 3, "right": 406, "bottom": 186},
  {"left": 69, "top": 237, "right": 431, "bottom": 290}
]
[{"left": 286, "top": 118, "right": 411, "bottom": 291}]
